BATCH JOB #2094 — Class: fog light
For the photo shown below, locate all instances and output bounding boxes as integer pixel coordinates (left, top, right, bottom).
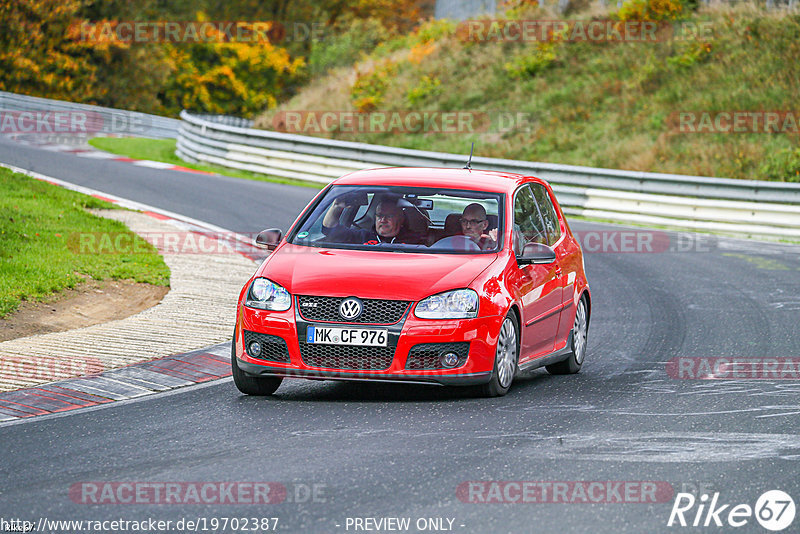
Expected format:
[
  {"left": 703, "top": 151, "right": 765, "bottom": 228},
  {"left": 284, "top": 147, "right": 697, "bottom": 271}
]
[
  {"left": 441, "top": 352, "right": 459, "bottom": 368},
  {"left": 249, "top": 341, "right": 262, "bottom": 357}
]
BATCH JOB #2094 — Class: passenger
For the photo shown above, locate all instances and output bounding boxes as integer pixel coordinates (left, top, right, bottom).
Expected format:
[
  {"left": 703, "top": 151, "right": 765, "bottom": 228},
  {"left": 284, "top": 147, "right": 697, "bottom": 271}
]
[
  {"left": 459, "top": 203, "right": 497, "bottom": 250},
  {"left": 322, "top": 197, "right": 425, "bottom": 245}
]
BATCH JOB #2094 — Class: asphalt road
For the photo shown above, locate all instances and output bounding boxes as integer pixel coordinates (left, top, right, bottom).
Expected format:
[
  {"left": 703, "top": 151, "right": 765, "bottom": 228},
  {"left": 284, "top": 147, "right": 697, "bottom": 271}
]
[
  {"left": 2, "top": 135, "right": 800, "bottom": 533},
  {"left": 0, "top": 135, "right": 319, "bottom": 233}
]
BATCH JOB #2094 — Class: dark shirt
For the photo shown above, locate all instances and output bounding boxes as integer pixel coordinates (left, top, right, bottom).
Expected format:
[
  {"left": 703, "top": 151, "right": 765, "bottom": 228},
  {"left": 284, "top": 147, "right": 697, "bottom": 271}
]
[{"left": 322, "top": 224, "right": 425, "bottom": 245}]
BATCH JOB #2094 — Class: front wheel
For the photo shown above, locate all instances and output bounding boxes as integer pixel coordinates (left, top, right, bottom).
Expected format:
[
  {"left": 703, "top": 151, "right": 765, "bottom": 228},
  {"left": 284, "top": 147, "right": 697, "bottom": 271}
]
[
  {"left": 480, "top": 312, "right": 519, "bottom": 397},
  {"left": 546, "top": 296, "right": 588, "bottom": 375},
  {"left": 231, "top": 330, "right": 283, "bottom": 395}
]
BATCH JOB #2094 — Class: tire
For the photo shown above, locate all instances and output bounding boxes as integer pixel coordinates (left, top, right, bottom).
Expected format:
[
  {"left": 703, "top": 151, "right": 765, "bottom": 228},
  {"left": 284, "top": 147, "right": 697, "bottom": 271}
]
[
  {"left": 546, "top": 296, "right": 588, "bottom": 375},
  {"left": 480, "top": 312, "right": 520, "bottom": 397},
  {"left": 231, "top": 329, "right": 283, "bottom": 396}
]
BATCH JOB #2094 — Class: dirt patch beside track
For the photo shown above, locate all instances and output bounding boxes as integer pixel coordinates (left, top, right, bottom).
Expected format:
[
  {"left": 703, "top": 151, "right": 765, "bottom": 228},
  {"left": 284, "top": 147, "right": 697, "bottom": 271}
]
[{"left": 0, "top": 279, "right": 169, "bottom": 342}]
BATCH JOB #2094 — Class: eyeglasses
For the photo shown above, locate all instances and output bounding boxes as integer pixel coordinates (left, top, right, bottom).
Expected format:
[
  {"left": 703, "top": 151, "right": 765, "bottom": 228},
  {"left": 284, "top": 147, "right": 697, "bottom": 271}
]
[{"left": 460, "top": 218, "right": 486, "bottom": 226}]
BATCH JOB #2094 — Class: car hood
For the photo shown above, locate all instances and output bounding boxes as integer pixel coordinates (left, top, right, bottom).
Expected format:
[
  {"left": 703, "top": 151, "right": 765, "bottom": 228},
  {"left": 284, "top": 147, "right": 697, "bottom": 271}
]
[{"left": 257, "top": 244, "right": 498, "bottom": 301}]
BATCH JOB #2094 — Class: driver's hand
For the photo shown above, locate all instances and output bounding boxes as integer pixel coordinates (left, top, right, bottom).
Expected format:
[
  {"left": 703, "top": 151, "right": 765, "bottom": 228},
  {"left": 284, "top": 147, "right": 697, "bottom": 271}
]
[{"left": 323, "top": 197, "right": 350, "bottom": 229}]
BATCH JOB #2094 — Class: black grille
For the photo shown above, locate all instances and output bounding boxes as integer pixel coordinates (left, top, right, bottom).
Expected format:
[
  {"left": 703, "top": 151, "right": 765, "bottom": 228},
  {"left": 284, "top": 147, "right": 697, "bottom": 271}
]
[
  {"left": 299, "top": 343, "right": 395, "bottom": 370},
  {"left": 297, "top": 296, "right": 409, "bottom": 324},
  {"left": 405, "top": 342, "right": 470, "bottom": 370},
  {"left": 243, "top": 330, "right": 290, "bottom": 363}
]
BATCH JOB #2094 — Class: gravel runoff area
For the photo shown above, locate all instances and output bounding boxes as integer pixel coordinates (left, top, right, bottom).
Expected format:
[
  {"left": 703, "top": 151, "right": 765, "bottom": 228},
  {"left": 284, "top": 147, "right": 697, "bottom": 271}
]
[{"left": 0, "top": 209, "right": 257, "bottom": 392}]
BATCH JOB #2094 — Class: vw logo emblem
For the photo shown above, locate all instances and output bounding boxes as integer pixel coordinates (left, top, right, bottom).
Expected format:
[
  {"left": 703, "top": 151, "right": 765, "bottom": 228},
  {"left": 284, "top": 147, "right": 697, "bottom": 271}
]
[
  {"left": 442, "top": 352, "right": 460, "bottom": 368},
  {"left": 339, "top": 297, "right": 363, "bottom": 320}
]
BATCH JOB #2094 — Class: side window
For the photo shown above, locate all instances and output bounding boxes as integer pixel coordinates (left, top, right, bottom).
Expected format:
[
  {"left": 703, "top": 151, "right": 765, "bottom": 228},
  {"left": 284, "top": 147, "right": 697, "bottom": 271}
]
[
  {"left": 513, "top": 185, "right": 547, "bottom": 255},
  {"left": 531, "top": 184, "right": 561, "bottom": 246}
]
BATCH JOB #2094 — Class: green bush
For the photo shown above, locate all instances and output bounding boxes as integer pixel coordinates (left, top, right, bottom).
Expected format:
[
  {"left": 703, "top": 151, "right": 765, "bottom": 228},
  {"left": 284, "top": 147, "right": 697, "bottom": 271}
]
[
  {"left": 504, "top": 42, "right": 558, "bottom": 78},
  {"left": 350, "top": 62, "right": 397, "bottom": 111},
  {"left": 667, "top": 40, "right": 713, "bottom": 68},
  {"left": 406, "top": 75, "right": 442, "bottom": 106},
  {"left": 616, "top": 0, "right": 687, "bottom": 21},
  {"left": 309, "top": 18, "right": 391, "bottom": 76},
  {"left": 759, "top": 147, "right": 800, "bottom": 182},
  {"left": 373, "top": 19, "right": 455, "bottom": 58}
]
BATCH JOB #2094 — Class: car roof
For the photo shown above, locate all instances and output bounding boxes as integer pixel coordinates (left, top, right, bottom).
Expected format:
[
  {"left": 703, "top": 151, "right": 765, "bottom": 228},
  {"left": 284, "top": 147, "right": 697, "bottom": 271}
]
[{"left": 333, "top": 167, "right": 546, "bottom": 193}]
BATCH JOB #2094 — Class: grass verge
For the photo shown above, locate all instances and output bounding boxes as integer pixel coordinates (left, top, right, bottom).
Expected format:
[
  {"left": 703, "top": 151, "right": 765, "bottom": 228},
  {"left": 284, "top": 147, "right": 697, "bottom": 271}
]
[
  {"left": 256, "top": 4, "right": 800, "bottom": 182},
  {"left": 0, "top": 167, "right": 170, "bottom": 318},
  {"left": 88, "top": 137, "right": 324, "bottom": 189}
]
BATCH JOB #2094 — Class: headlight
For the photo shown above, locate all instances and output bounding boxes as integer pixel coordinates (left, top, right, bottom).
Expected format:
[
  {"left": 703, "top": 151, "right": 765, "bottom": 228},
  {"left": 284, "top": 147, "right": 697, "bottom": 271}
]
[
  {"left": 415, "top": 289, "right": 478, "bottom": 319},
  {"left": 245, "top": 278, "right": 291, "bottom": 311}
]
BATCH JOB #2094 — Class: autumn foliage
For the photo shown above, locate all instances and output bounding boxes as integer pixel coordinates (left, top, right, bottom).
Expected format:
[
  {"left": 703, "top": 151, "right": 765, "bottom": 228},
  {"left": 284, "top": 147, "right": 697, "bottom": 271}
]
[
  {"left": 0, "top": 0, "right": 431, "bottom": 117},
  {"left": 0, "top": 0, "right": 106, "bottom": 103}
]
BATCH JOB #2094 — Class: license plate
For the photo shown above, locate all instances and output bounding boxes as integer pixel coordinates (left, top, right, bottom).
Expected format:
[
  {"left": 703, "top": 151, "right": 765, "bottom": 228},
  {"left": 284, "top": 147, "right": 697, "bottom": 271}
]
[{"left": 306, "top": 326, "right": 388, "bottom": 347}]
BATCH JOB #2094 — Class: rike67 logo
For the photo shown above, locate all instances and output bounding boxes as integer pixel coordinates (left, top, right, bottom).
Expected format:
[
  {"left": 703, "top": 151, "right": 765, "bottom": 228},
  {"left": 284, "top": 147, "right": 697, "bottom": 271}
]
[{"left": 668, "top": 490, "right": 795, "bottom": 531}]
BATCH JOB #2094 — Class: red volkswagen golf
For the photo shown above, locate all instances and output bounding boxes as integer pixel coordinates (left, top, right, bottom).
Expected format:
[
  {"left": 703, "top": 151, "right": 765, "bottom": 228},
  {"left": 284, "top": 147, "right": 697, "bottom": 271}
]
[{"left": 232, "top": 167, "right": 590, "bottom": 397}]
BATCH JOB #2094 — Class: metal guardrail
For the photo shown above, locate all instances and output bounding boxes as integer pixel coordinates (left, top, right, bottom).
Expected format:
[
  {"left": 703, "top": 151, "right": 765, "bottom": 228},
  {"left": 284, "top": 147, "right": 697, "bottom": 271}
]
[
  {"left": 176, "top": 110, "right": 800, "bottom": 239},
  {"left": 0, "top": 91, "right": 180, "bottom": 139}
]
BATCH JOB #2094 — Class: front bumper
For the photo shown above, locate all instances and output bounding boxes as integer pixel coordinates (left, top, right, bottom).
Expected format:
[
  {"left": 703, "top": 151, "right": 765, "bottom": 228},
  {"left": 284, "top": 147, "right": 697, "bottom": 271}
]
[
  {"left": 236, "top": 360, "right": 492, "bottom": 386},
  {"left": 236, "top": 303, "right": 503, "bottom": 386}
]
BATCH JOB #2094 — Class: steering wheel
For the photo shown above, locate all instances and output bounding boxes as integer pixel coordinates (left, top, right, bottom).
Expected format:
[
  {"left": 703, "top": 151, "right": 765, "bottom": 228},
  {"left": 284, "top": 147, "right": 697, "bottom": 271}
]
[{"left": 431, "top": 235, "right": 481, "bottom": 251}]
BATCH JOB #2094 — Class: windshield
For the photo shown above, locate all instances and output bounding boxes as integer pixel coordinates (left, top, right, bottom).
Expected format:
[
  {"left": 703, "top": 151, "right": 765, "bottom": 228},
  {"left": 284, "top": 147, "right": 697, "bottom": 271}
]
[{"left": 289, "top": 185, "right": 504, "bottom": 254}]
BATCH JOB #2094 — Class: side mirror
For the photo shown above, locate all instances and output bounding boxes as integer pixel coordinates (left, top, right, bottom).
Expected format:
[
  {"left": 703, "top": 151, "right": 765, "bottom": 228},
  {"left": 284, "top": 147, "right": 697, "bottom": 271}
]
[
  {"left": 517, "top": 242, "right": 556, "bottom": 265},
  {"left": 255, "top": 228, "right": 283, "bottom": 251}
]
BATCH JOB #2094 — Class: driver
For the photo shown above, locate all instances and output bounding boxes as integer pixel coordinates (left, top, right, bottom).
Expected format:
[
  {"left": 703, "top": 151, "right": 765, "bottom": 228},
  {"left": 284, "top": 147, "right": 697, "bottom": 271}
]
[
  {"left": 459, "top": 203, "right": 497, "bottom": 250},
  {"left": 322, "top": 196, "right": 425, "bottom": 245}
]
